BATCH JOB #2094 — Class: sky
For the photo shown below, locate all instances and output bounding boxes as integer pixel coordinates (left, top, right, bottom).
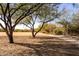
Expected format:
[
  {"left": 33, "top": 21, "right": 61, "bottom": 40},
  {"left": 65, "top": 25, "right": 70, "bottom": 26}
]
[
  {"left": 49, "top": 3, "right": 79, "bottom": 24},
  {"left": 0, "top": 3, "right": 79, "bottom": 29}
]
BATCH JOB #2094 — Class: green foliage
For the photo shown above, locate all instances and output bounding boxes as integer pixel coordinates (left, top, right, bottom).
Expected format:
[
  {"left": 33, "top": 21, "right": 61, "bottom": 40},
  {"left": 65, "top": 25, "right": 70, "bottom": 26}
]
[
  {"left": 0, "top": 28, "right": 31, "bottom": 32},
  {"left": 53, "top": 27, "right": 65, "bottom": 35},
  {"left": 68, "top": 12, "right": 79, "bottom": 35},
  {"left": 37, "top": 23, "right": 56, "bottom": 34},
  {"left": 38, "top": 4, "right": 59, "bottom": 23},
  {"left": 68, "top": 24, "right": 79, "bottom": 35},
  {"left": 37, "top": 23, "right": 65, "bottom": 35}
]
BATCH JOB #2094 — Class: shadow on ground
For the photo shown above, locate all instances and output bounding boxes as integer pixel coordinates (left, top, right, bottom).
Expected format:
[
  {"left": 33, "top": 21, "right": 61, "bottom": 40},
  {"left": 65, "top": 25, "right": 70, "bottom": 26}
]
[
  {"left": 14, "top": 41, "right": 79, "bottom": 56},
  {"left": 0, "top": 32, "right": 79, "bottom": 56},
  {"left": 1, "top": 35, "right": 79, "bottom": 56}
]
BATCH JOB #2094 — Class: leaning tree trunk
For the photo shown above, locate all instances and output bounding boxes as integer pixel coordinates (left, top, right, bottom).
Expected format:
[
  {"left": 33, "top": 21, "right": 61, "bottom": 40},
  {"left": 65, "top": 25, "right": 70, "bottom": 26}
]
[
  {"left": 32, "top": 29, "right": 36, "bottom": 38},
  {"left": 31, "top": 22, "right": 45, "bottom": 38}
]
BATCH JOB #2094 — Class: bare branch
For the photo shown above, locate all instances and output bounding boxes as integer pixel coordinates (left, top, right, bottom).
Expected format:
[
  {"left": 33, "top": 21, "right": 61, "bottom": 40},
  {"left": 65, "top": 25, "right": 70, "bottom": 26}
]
[
  {"left": 21, "top": 23, "right": 31, "bottom": 29},
  {"left": 0, "top": 18, "right": 5, "bottom": 22},
  {"left": 32, "top": 14, "right": 38, "bottom": 25},
  {"left": 0, "top": 23, "right": 5, "bottom": 30}
]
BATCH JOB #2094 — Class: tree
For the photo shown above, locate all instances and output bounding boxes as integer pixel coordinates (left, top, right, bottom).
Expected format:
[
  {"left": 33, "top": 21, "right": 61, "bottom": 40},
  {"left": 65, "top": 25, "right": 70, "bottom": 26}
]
[
  {"left": 0, "top": 3, "right": 43, "bottom": 43},
  {"left": 72, "top": 11, "right": 79, "bottom": 25},
  {"left": 69, "top": 11, "right": 79, "bottom": 35},
  {"left": 21, "top": 4, "right": 60, "bottom": 38},
  {"left": 57, "top": 19, "right": 70, "bottom": 35},
  {"left": 57, "top": 8, "right": 73, "bottom": 35}
]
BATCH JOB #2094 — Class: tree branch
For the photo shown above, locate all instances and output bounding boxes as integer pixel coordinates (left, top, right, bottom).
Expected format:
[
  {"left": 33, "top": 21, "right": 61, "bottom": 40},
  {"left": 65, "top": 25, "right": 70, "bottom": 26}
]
[
  {"left": 12, "top": 4, "right": 43, "bottom": 28},
  {"left": 0, "top": 4, "right": 5, "bottom": 14},
  {"left": 11, "top": 4, "right": 26, "bottom": 17},
  {"left": 22, "top": 23, "right": 31, "bottom": 29},
  {"left": 0, "top": 15, "right": 5, "bottom": 22},
  {"left": 15, "top": 4, "right": 41, "bottom": 24},
  {"left": 35, "top": 22, "right": 45, "bottom": 35},
  {"left": 0, "top": 23, "right": 5, "bottom": 30}
]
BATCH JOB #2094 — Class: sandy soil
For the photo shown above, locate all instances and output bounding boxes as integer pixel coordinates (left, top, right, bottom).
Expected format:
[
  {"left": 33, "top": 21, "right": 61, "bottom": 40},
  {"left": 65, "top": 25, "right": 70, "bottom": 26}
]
[{"left": 0, "top": 32, "right": 79, "bottom": 56}]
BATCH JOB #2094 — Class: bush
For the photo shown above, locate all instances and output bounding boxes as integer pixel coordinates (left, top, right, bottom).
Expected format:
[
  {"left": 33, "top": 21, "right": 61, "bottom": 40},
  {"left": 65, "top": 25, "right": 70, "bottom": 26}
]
[
  {"left": 68, "top": 24, "right": 79, "bottom": 35},
  {"left": 37, "top": 23, "right": 56, "bottom": 34},
  {"left": 36, "top": 23, "right": 65, "bottom": 35},
  {"left": 53, "top": 27, "right": 65, "bottom": 35}
]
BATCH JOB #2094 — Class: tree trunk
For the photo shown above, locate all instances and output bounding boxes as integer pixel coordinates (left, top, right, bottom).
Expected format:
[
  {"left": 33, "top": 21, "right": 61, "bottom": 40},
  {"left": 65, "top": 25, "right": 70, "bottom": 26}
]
[
  {"left": 31, "top": 28, "right": 36, "bottom": 38},
  {"left": 7, "top": 31, "right": 14, "bottom": 43},
  {"left": 32, "top": 30, "right": 35, "bottom": 38}
]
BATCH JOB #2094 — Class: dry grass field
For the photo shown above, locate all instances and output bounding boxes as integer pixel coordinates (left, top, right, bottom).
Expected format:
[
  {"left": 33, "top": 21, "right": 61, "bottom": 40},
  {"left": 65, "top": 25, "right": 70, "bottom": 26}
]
[{"left": 0, "top": 32, "right": 79, "bottom": 56}]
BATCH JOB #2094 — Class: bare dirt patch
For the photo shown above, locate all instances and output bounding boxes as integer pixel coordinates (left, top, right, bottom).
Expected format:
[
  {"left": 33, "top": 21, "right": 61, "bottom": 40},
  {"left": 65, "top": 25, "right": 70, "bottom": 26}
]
[{"left": 0, "top": 32, "right": 79, "bottom": 56}]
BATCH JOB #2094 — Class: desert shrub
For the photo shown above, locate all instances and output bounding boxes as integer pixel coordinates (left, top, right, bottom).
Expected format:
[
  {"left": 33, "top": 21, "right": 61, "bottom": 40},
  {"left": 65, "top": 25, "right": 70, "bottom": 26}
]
[
  {"left": 53, "top": 27, "right": 65, "bottom": 35},
  {"left": 36, "top": 23, "right": 66, "bottom": 35},
  {"left": 68, "top": 24, "right": 79, "bottom": 35},
  {"left": 37, "top": 23, "right": 56, "bottom": 34}
]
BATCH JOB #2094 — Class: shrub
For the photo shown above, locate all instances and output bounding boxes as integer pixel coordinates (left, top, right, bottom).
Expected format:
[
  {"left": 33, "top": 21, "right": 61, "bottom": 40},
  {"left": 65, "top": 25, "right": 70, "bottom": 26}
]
[
  {"left": 68, "top": 24, "right": 79, "bottom": 35},
  {"left": 38, "top": 23, "right": 56, "bottom": 34},
  {"left": 53, "top": 27, "right": 65, "bottom": 35},
  {"left": 36, "top": 23, "right": 65, "bottom": 35}
]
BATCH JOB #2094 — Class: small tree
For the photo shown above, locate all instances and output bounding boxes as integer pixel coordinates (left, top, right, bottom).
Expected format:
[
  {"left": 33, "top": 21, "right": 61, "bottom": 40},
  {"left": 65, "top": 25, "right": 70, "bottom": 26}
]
[
  {"left": 21, "top": 4, "right": 60, "bottom": 38},
  {"left": 57, "top": 19, "right": 70, "bottom": 35},
  {"left": 0, "top": 3, "right": 43, "bottom": 43},
  {"left": 57, "top": 8, "right": 73, "bottom": 35},
  {"left": 69, "top": 11, "right": 79, "bottom": 35}
]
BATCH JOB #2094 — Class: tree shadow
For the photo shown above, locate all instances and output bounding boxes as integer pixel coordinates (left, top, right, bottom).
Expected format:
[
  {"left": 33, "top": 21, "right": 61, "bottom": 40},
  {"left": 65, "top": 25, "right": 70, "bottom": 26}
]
[
  {"left": 35, "top": 36, "right": 63, "bottom": 40},
  {"left": 14, "top": 43, "right": 44, "bottom": 56},
  {"left": 14, "top": 41, "right": 79, "bottom": 56},
  {"left": 14, "top": 34, "right": 79, "bottom": 56},
  {"left": 14, "top": 35, "right": 63, "bottom": 40}
]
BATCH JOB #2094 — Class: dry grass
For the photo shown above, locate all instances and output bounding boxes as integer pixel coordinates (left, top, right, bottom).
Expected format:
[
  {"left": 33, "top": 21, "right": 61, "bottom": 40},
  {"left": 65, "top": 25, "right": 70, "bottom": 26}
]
[{"left": 0, "top": 32, "right": 79, "bottom": 56}]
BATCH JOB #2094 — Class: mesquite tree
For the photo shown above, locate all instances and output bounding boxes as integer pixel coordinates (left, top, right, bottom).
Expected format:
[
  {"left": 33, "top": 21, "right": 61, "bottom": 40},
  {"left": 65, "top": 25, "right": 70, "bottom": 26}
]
[
  {"left": 0, "top": 3, "right": 43, "bottom": 43},
  {"left": 21, "top": 4, "right": 60, "bottom": 38}
]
